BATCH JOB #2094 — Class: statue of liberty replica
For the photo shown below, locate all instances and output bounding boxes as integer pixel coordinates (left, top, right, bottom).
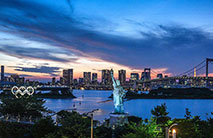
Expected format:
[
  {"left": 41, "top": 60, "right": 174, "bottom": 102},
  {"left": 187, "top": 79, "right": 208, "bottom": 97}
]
[{"left": 109, "top": 69, "right": 128, "bottom": 127}]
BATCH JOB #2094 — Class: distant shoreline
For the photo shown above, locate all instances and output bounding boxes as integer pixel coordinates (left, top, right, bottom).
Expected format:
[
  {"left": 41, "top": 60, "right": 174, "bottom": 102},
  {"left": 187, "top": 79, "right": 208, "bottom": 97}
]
[
  {"left": 0, "top": 93, "right": 76, "bottom": 99},
  {"left": 109, "top": 88, "right": 213, "bottom": 100}
]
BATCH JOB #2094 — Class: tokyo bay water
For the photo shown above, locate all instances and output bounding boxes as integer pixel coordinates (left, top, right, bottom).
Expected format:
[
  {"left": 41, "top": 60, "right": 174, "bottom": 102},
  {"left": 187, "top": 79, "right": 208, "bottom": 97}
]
[{"left": 44, "top": 90, "right": 213, "bottom": 121}]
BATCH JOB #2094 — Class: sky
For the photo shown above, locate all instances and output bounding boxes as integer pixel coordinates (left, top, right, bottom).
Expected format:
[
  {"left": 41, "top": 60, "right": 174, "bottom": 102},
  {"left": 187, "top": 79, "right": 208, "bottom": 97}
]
[{"left": 0, "top": 0, "right": 213, "bottom": 82}]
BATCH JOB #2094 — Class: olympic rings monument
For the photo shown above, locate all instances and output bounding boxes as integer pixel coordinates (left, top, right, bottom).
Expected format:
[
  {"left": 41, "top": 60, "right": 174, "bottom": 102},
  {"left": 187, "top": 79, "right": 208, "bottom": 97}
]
[
  {"left": 11, "top": 86, "right": 34, "bottom": 98},
  {"left": 109, "top": 70, "right": 128, "bottom": 127}
]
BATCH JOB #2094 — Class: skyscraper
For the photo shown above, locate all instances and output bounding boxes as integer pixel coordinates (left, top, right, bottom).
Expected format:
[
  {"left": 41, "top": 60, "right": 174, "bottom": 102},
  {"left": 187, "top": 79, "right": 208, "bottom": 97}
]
[
  {"left": 101, "top": 69, "right": 113, "bottom": 85},
  {"left": 62, "top": 69, "right": 73, "bottom": 86},
  {"left": 130, "top": 73, "right": 139, "bottom": 81},
  {"left": 52, "top": 77, "right": 56, "bottom": 85},
  {"left": 83, "top": 72, "right": 91, "bottom": 84},
  {"left": 1, "top": 65, "right": 4, "bottom": 82},
  {"left": 118, "top": 69, "right": 126, "bottom": 84},
  {"left": 92, "top": 73, "right": 98, "bottom": 83},
  {"left": 157, "top": 73, "right": 163, "bottom": 79},
  {"left": 141, "top": 68, "right": 151, "bottom": 81}
]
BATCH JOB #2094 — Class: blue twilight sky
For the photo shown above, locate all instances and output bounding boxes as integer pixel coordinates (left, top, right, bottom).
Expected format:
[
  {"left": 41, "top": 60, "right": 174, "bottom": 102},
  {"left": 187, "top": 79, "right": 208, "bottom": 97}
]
[{"left": 0, "top": 0, "right": 212, "bottom": 80}]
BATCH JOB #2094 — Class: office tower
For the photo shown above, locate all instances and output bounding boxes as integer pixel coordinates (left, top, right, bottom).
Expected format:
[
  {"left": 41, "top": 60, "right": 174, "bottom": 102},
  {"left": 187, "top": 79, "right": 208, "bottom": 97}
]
[
  {"left": 1, "top": 65, "right": 4, "bottom": 82},
  {"left": 83, "top": 72, "right": 91, "bottom": 84},
  {"left": 10, "top": 74, "right": 19, "bottom": 83},
  {"left": 101, "top": 69, "right": 113, "bottom": 85},
  {"left": 130, "top": 73, "right": 139, "bottom": 81},
  {"left": 157, "top": 73, "right": 163, "bottom": 79},
  {"left": 92, "top": 73, "right": 98, "bottom": 83},
  {"left": 118, "top": 69, "right": 126, "bottom": 84},
  {"left": 60, "top": 77, "right": 64, "bottom": 85},
  {"left": 19, "top": 77, "right": 25, "bottom": 84},
  {"left": 52, "top": 77, "right": 56, "bottom": 85},
  {"left": 79, "top": 78, "right": 84, "bottom": 84},
  {"left": 73, "top": 79, "right": 78, "bottom": 86},
  {"left": 141, "top": 68, "right": 151, "bottom": 81},
  {"left": 63, "top": 69, "right": 73, "bottom": 86}
]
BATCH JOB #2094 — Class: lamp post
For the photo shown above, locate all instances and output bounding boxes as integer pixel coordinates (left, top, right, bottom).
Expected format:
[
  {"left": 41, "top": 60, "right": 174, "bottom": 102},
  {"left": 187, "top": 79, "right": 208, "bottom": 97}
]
[
  {"left": 172, "top": 129, "right": 176, "bottom": 138},
  {"left": 91, "top": 113, "right": 93, "bottom": 138},
  {"left": 84, "top": 109, "right": 99, "bottom": 138},
  {"left": 165, "top": 123, "right": 178, "bottom": 138}
]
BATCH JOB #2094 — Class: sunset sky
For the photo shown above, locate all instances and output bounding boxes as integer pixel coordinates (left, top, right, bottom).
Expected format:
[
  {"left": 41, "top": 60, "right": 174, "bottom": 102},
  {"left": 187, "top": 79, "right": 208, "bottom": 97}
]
[{"left": 0, "top": 0, "right": 213, "bottom": 82}]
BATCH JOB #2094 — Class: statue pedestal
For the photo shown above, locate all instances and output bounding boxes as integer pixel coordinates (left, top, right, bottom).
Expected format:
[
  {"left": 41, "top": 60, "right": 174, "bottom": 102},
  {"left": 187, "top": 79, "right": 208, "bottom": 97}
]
[{"left": 109, "top": 113, "right": 128, "bottom": 127}]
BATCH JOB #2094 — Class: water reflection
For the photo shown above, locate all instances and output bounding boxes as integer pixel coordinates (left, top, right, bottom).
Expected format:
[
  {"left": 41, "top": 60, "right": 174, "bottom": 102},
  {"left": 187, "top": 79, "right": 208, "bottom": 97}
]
[{"left": 44, "top": 90, "right": 213, "bottom": 121}]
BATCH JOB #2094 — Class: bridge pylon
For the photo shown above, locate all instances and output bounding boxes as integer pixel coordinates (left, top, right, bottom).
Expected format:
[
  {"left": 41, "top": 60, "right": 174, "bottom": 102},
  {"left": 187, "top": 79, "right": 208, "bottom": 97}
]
[{"left": 206, "top": 58, "right": 213, "bottom": 86}]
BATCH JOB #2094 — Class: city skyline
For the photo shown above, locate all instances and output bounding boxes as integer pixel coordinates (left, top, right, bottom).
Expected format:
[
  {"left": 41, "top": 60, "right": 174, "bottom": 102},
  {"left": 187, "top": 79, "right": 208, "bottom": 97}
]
[
  {"left": 0, "top": 0, "right": 213, "bottom": 82},
  {"left": 0, "top": 65, "right": 161, "bottom": 82}
]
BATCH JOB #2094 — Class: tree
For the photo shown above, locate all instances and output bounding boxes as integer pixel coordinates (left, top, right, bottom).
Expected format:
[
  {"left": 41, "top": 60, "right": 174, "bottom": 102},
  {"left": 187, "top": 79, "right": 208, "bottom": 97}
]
[
  {"left": 0, "top": 96, "right": 47, "bottom": 118},
  {"left": 184, "top": 108, "right": 192, "bottom": 119},
  {"left": 32, "top": 117, "right": 56, "bottom": 138},
  {"left": 94, "top": 125, "right": 112, "bottom": 138},
  {"left": 151, "top": 103, "right": 170, "bottom": 124},
  {"left": 0, "top": 122, "right": 32, "bottom": 138},
  {"left": 57, "top": 110, "right": 91, "bottom": 138},
  {"left": 122, "top": 118, "right": 162, "bottom": 138}
]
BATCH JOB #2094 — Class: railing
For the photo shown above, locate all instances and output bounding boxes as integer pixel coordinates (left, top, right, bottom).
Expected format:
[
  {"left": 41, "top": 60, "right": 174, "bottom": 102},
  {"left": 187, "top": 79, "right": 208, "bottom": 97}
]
[{"left": 0, "top": 115, "right": 42, "bottom": 125}]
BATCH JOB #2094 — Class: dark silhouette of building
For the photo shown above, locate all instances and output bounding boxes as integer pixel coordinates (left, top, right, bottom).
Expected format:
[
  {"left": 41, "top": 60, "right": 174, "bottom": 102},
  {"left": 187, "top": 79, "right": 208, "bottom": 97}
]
[
  {"left": 63, "top": 69, "right": 73, "bottom": 86},
  {"left": 141, "top": 68, "right": 151, "bottom": 81},
  {"left": 1, "top": 65, "right": 4, "bottom": 82},
  {"left": 157, "top": 73, "right": 163, "bottom": 79},
  {"left": 52, "top": 77, "right": 56, "bottom": 85},
  {"left": 92, "top": 73, "right": 98, "bottom": 83},
  {"left": 118, "top": 69, "right": 126, "bottom": 84},
  {"left": 79, "top": 78, "right": 84, "bottom": 84},
  {"left": 130, "top": 73, "right": 139, "bottom": 81},
  {"left": 60, "top": 77, "right": 64, "bottom": 85},
  {"left": 102, "top": 69, "right": 113, "bottom": 85},
  {"left": 83, "top": 72, "right": 91, "bottom": 84}
]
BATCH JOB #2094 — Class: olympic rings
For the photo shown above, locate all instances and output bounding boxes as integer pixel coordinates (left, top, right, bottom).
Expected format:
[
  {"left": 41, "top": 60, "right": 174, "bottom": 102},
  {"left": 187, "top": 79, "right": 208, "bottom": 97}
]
[{"left": 11, "top": 86, "right": 34, "bottom": 98}]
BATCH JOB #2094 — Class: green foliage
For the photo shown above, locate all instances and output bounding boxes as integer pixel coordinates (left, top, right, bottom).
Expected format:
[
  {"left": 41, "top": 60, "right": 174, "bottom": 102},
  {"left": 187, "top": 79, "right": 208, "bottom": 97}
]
[
  {"left": 122, "top": 118, "right": 162, "bottom": 138},
  {"left": 151, "top": 103, "right": 171, "bottom": 125},
  {"left": 32, "top": 117, "right": 56, "bottom": 138},
  {"left": 128, "top": 116, "right": 142, "bottom": 124},
  {"left": 0, "top": 96, "right": 47, "bottom": 118},
  {"left": 57, "top": 110, "right": 91, "bottom": 138},
  {"left": 94, "top": 125, "right": 112, "bottom": 138},
  {"left": 174, "top": 115, "right": 213, "bottom": 138},
  {"left": 0, "top": 121, "right": 32, "bottom": 138},
  {"left": 184, "top": 108, "right": 192, "bottom": 119}
]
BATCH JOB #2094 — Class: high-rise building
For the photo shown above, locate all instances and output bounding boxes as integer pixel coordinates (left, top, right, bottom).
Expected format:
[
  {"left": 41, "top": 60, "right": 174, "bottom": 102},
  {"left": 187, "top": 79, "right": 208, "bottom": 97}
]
[
  {"left": 141, "top": 68, "right": 151, "bottom": 81},
  {"left": 79, "top": 78, "right": 84, "bottom": 84},
  {"left": 10, "top": 74, "right": 19, "bottom": 83},
  {"left": 101, "top": 69, "right": 113, "bottom": 85},
  {"left": 157, "top": 73, "right": 163, "bottom": 79},
  {"left": 60, "top": 77, "right": 64, "bottom": 85},
  {"left": 73, "top": 79, "right": 78, "bottom": 86},
  {"left": 1, "top": 65, "right": 4, "bottom": 82},
  {"left": 118, "top": 69, "right": 126, "bottom": 84},
  {"left": 83, "top": 72, "right": 91, "bottom": 84},
  {"left": 92, "top": 73, "right": 98, "bottom": 83},
  {"left": 62, "top": 69, "right": 73, "bottom": 86},
  {"left": 52, "top": 77, "right": 56, "bottom": 85},
  {"left": 130, "top": 73, "right": 139, "bottom": 81}
]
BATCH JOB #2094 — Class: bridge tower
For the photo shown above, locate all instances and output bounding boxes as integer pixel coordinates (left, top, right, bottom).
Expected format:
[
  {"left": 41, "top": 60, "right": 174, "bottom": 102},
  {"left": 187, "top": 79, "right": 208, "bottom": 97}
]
[
  {"left": 206, "top": 58, "right": 213, "bottom": 78},
  {"left": 206, "top": 58, "right": 213, "bottom": 86}
]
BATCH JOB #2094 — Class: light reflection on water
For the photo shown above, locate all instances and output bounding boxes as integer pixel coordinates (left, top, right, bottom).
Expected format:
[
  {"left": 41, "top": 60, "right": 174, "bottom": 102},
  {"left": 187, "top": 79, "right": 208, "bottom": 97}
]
[{"left": 44, "top": 90, "right": 213, "bottom": 121}]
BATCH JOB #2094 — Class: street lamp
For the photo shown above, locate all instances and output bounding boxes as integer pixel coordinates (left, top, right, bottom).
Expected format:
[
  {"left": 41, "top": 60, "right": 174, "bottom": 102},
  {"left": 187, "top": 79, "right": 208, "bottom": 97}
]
[
  {"left": 165, "top": 123, "right": 178, "bottom": 138},
  {"left": 172, "top": 129, "right": 176, "bottom": 138},
  {"left": 84, "top": 109, "right": 99, "bottom": 138}
]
